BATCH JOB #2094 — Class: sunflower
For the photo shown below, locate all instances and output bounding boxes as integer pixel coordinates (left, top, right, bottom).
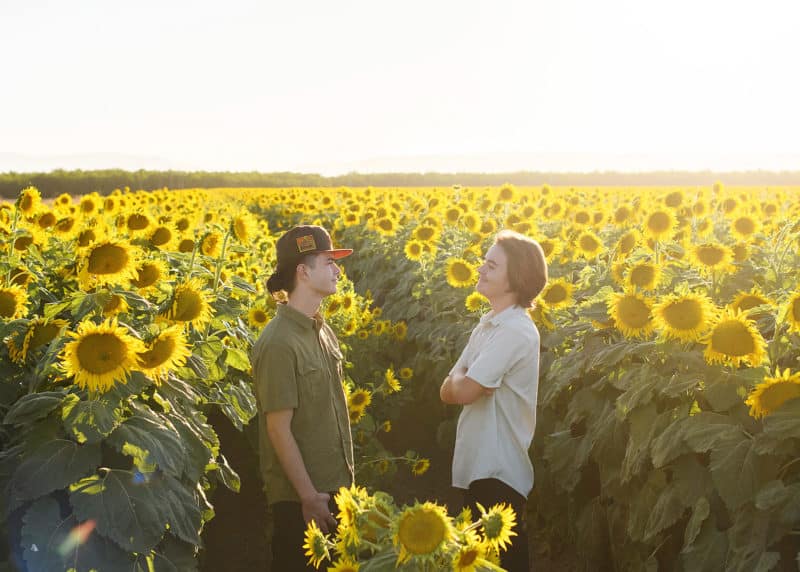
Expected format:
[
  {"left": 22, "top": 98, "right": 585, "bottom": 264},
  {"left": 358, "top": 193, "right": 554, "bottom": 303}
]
[
  {"left": 643, "top": 209, "right": 676, "bottom": 241},
  {"left": 102, "top": 293, "right": 129, "bottom": 318},
  {"left": 7, "top": 317, "right": 68, "bottom": 363},
  {"left": 36, "top": 210, "right": 57, "bottom": 231},
  {"left": 137, "top": 326, "right": 192, "bottom": 382},
  {"left": 652, "top": 290, "right": 716, "bottom": 343},
  {"left": 399, "top": 367, "right": 413, "bottom": 380},
  {"left": 497, "top": 184, "right": 516, "bottom": 202},
  {"left": 746, "top": 369, "right": 800, "bottom": 419},
  {"left": 626, "top": 261, "right": 661, "bottom": 292},
  {"left": 17, "top": 186, "right": 42, "bottom": 216},
  {"left": 247, "top": 306, "right": 270, "bottom": 329},
  {"left": 392, "top": 502, "right": 453, "bottom": 565},
  {"left": 539, "top": 278, "right": 574, "bottom": 309},
  {"left": 461, "top": 212, "right": 482, "bottom": 233},
  {"left": 231, "top": 212, "right": 256, "bottom": 244},
  {"left": 783, "top": 291, "right": 800, "bottom": 334},
  {"left": 574, "top": 231, "right": 604, "bottom": 260},
  {"left": 612, "top": 204, "right": 634, "bottom": 226},
  {"left": 537, "top": 237, "right": 561, "bottom": 262},
  {"left": 411, "top": 458, "right": 430, "bottom": 476},
  {"left": 347, "top": 388, "right": 372, "bottom": 412},
  {"left": 303, "top": 519, "right": 330, "bottom": 569},
  {"left": 607, "top": 290, "right": 655, "bottom": 338},
  {"left": 131, "top": 259, "right": 169, "bottom": 291},
  {"left": 412, "top": 224, "right": 440, "bottom": 243},
  {"left": 730, "top": 214, "right": 760, "bottom": 241},
  {"left": 77, "top": 239, "right": 140, "bottom": 291},
  {"left": 61, "top": 318, "right": 146, "bottom": 395},
  {"left": 0, "top": 285, "right": 29, "bottom": 319},
  {"left": 126, "top": 212, "right": 151, "bottom": 233},
  {"left": 148, "top": 225, "right": 175, "bottom": 249},
  {"left": 465, "top": 292, "right": 488, "bottom": 312},
  {"left": 372, "top": 216, "right": 397, "bottom": 237},
  {"left": 616, "top": 230, "right": 640, "bottom": 258},
  {"left": 384, "top": 368, "right": 401, "bottom": 393},
  {"left": 393, "top": 321, "right": 407, "bottom": 340},
  {"left": 200, "top": 231, "right": 223, "bottom": 257},
  {"left": 161, "top": 278, "right": 215, "bottom": 329},
  {"left": 702, "top": 309, "right": 767, "bottom": 368},
  {"left": 476, "top": 502, "right": 517, "bottom": 552},
  {"left": 689, "top": 242, "right": 733, "bottom": 274},
  {"left": 729, "top": 288, "right": 774, "bottom": 316},
  {"left": 446, "top": 258, "right": 477, "bottom": 288}
]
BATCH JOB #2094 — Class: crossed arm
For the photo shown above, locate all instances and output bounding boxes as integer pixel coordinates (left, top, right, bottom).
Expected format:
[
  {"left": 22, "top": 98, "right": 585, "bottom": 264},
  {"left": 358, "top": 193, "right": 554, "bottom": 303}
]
[{"left": 439, "top": 367, "right": 494, "bottom": 405}]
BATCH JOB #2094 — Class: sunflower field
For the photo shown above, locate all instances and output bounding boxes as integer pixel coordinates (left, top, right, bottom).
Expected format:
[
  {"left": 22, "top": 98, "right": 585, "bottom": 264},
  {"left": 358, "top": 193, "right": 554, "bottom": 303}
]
[{"left": 1, "top": 182, "right": 799, "bottom": 571}]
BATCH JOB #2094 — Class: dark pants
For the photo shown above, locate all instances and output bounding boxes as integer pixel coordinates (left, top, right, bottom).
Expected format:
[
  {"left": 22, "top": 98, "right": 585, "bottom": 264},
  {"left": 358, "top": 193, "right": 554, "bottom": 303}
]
[
  {"left": 464, "top": 478, "right": 530, "bottom": 572},
  {"left": 270, "top": 497, "right": 337, "bottom": 571}
]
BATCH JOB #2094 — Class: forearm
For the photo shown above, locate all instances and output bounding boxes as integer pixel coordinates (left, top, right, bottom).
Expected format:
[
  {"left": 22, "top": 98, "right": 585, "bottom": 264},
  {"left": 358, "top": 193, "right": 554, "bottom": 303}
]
[
  {"left": 440, "top": 370, "right": 490, "bottom": 405},
  {"left": 267, "top": 420, "right": 317, "bottom": 500}
]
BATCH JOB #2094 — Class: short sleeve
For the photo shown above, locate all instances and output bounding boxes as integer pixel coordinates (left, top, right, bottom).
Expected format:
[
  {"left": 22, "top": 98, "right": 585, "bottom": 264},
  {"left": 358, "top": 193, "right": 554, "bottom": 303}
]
[
  {"left": 253, "top": 342, "right": 298, "bottom": 412},
  {"left": 465, "top": 327, "right": 531, "bottom": 389}
]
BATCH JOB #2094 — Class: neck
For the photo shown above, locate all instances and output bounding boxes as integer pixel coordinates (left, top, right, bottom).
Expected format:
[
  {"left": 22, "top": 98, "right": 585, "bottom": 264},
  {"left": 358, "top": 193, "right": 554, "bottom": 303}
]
[
  {"left": 287, "top": 289, "right": 323, "bottom": 318},
  {"left": 488, "top": 293, "right": 517, "bottom": 315}
]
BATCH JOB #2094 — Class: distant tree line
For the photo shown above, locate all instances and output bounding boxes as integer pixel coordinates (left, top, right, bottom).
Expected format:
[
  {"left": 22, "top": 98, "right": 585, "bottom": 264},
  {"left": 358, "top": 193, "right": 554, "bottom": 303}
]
[{"left": 2, "top": 168, "right": 800, "bottom": 199}]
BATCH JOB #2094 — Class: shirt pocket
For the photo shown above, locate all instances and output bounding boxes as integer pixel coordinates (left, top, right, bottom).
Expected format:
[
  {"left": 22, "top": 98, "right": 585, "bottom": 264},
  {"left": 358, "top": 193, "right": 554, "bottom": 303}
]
[{"left": 297, "top": 361, "right": 327, "bottom": 404}]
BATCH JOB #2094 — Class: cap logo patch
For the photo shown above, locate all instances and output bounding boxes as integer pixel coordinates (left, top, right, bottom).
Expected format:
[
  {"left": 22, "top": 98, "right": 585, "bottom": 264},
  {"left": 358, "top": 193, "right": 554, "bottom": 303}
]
[{"left": 296, "top": 234, "right": 317, "bottom": 253}]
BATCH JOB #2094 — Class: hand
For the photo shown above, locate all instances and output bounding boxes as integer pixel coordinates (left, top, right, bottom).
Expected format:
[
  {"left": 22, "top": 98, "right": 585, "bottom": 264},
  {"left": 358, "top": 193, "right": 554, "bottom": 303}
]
[{"left": 301, "top": 492, "right": 336, "bottom": 534}]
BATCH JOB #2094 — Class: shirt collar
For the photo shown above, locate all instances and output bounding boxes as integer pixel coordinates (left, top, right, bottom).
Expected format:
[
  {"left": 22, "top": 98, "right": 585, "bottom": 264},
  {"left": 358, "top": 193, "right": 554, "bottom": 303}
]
[
  {"left": 480, "top": 304, "right": 524, "bottom": 327},
  {"left": 277, "top": 303, "right": 324, "bottom": 330}
]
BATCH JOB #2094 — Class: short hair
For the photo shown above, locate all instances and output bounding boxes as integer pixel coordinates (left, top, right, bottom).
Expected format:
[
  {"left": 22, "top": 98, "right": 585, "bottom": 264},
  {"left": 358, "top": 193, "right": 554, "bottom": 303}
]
[
  {"left": 494, "top": 229, "right": 548, "bottom": 308},
  {"left": 266, "top": 252, "right": 319, "bottom": 295}
]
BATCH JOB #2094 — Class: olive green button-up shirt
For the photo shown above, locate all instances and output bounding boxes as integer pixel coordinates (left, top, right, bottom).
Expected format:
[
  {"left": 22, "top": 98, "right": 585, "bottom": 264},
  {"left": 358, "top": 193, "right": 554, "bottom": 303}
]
[{"left": 251, "top": 303, "right": 354, "bottom": 504}]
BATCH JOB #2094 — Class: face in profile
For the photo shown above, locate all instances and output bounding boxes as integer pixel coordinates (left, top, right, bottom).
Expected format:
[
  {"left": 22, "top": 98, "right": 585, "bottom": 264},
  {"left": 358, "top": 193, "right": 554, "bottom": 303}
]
[{"left": 476, "top": 244, "right": 511, "bottom": 301}]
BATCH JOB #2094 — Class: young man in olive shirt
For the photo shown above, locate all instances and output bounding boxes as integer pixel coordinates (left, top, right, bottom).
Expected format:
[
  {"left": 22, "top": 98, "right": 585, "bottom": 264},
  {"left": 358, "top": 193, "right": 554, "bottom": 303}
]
[{"left": 251, "top": 225, "right": 354, "bottom": 570}]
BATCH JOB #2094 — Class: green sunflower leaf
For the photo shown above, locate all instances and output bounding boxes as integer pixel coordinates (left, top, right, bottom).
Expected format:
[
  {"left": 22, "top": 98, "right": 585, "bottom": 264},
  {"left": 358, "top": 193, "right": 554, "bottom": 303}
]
[
  {"left": 3, "top": 390, "right": 67, "bottom": 426},
  {"left": 9, "top": 439, "right": 101, "bottom": 511}
]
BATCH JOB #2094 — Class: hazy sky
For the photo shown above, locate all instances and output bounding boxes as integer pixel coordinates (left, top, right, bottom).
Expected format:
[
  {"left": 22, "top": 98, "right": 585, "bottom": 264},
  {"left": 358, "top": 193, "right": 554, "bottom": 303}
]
[{"left": 2, "top": 0, "right": 798, "bottom": 174}]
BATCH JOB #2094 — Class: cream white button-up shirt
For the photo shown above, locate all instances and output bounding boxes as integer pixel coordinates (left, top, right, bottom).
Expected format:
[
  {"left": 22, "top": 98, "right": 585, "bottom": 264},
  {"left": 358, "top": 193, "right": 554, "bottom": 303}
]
[{"left": 451, "top": 304, "right": 541, "bottom": 497}]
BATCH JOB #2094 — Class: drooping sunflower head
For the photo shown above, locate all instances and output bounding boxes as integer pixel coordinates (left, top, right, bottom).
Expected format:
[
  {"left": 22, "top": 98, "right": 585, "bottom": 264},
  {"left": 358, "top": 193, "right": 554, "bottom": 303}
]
[
  {"left": 702, "top": 309, "right": 767, "bottom": 368},
  {"left": 451, "top": 531, "right": 489, "bottom": 572},
  {"left": 78, "top": 239, "right": 140, "bottom": 291},
  {"left": 392, "top": 501, "right": 453, "bottom": 565},
  {"left": 653, "top": 290, "right": 716, "bottom": 343},
  {"left": 200, "top": 231, "right": 223, "bottom": 257},
  {"left": 137, "top": 325, "right": 192, "bottom": 383},
  {"left": 607, "top": 290, "right": 655, "bottom": 338},
  {"left": 445, "top": 258, "right": 477, "bottom": 289},
  {"left": 0, "top": 284, "right": 30, "bottom": 320},
  {"left": 161, "top": 278, "right": 215, "bottom": 329},
  {"left": 616, "top": 230, "right": 640, "bottom": 258},
  {"left": 783, "top": 290, "right": 800, "bottom": 334},
  {"left": 302, "top": 519, "right": 330, "bottom": 569},
  {"left": 16, "top": 186, "right": 42, "bottom": 216},
  {"left": 7, "top": 317, "right": 68, "bottom": 363},
  {"left": 61, "top": 318, "right": 146, "bottom": 395},
  {"left": 745, "top": 369, "right": 800, "bottom": 419},
  {"left": 231, "top": 212, "right": 256, "bottom": 244}
]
